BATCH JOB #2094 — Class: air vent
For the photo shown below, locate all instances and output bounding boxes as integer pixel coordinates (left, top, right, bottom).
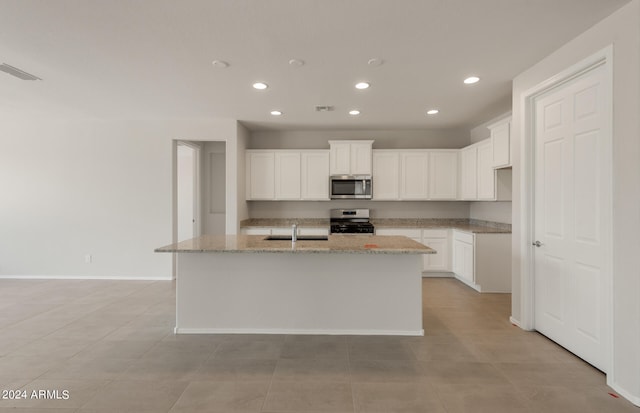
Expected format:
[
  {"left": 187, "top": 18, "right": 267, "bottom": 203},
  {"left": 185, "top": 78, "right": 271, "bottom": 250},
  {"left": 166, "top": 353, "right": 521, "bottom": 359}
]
[
  {"left": 0, "top": 63, "right": 41, "bottom": 81},
  {"left": 315, "top": 105, "right": 334, "bottom": 112}
]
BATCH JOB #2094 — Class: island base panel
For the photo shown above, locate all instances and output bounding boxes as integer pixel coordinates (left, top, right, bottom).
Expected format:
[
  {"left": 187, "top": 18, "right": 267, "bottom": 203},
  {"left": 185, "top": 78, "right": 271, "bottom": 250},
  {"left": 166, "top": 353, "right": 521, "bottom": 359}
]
[{"left": 175, "top": 253, "right": 423, "bottom": 336}]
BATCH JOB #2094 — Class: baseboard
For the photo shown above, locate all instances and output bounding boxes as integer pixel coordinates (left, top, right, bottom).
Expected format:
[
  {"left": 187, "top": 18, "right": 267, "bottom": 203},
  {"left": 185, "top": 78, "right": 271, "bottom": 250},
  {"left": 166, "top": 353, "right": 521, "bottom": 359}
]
[
  {"left": 0, "top": 274, "right": 173, "bottom": 281},
  {"left": 453, "top": 274, "right": 481, "bottom": 292},
  {"left": 422, "top": 272, "right": 454, "bottom": 278},
  {"left": 174, "top": 327, "right": 425, "bottom": 336},
  {"left": 607, "top": 379, "right": 640, "bottom": 407}
]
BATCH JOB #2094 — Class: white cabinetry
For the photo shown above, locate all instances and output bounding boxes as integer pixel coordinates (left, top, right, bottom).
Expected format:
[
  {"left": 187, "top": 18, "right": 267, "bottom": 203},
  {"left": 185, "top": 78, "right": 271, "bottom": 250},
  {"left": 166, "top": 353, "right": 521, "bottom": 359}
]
[
  {"left": 274, "top": 152, "right": 301, "bottom": 200},
  {"left": 400, "top": 151, "right": 429, "bottom": 200},
  {"left": 372, "top": 149, "right": 457, "bottom": 201},
  {"left": 489, "top": 117, "right": 511, "bottom": 168},
  {"left": 372, "top": 151, "right": 400, "bottom": 200},
  {"left": 246, "top": 151, "right": 275, "bottom": 200},
  {"left": 301, "top": 151, "right": 330, "bottom": 200},
  {"left": 460, "top": 146, "right": 477, "bottom": 200},
  {"left": 422, "top": 229, "right": 451, "bottom": 272},
  {"left": 452, "top": 230, "right": 511, "bottom": 292},
  {"left": 375, "top": 228, "right": 451, "bottom": 274},
  {"left": 459, "top": 139, "right": 511, "bottom": 201},
  {"left": 246, "top": 150, "right": 330, "bottom": 201},
  {"left": 329, "top": 140, "right": 373, "bottom": 175},
  {"left": 452, "top": 230, "right": 475, "bottom": 285},
  {"left": 476, "top": 141, "right": 495, "bottom": 200},
  {"left": 429, "top": 150, "right": 458, "bottom": 200}
]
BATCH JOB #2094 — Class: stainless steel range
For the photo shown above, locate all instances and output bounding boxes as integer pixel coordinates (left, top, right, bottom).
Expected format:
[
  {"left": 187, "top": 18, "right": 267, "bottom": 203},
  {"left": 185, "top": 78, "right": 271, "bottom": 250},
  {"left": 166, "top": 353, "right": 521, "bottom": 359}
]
[{"left": 330, "top": 209, "right": 375, "bottom": 234}]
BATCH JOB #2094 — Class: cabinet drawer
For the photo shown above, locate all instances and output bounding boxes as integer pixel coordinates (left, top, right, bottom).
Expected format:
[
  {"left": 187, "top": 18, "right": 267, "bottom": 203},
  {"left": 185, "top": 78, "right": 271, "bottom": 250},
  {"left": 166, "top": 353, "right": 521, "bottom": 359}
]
[
  {"left": 242, "top": 228, "right": 272, "bottom": 235},
  {"left": 376, "top": 228, "right": 422, "bottom": 238},
  {"left": 453, "top": 230, "right": 474, "bottom": 244},
  {"left": 422, "top": 229, "right": 449, "bottom": 238}
]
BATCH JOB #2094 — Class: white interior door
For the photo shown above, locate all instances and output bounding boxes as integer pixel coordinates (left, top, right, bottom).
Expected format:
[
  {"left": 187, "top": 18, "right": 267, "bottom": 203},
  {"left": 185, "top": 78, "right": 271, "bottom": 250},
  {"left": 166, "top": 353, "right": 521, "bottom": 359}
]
[{"left": 533, "top": 63, "right": 609, "bottom": 371}]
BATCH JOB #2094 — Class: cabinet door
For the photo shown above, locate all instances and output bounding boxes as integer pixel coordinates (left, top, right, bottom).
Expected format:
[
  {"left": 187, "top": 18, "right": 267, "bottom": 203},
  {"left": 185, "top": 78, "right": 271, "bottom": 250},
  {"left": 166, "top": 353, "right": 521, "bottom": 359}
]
[
  {"left": 274, "top": 152, "right": 301, "bottom": 200},
  {"left": 301, "top": 151, "right": 330, "bottom": 200},
  {"left": 477, "top": 141, "right": 496, "bottom": 200},
  {"left": 400, "top": 151, "right": 429, "bottom": 200},
  {"left": 459, "top": 146, "right": 477, "bottom": 200},
  {"left": 453, "top": 239, "right": 474, "bottom": 283},
  {"left": 422, "top": 237, "right": 449, "bottom": 272},
  {"left": 372, "top": 151, "right": 400, "bottom": 200},
  {"left": 329, "top": 143, "right": 351, "bottom": 175},
  {"left": 429, "top": 151, "right": 458, "bottom": 200},
  {"left": 246, "top": 151, "right": 275, "bottom": 200},
  {"left": 350, "top": 142, "right": 373, "bottom": 175},
  {"left": 491, "top": 120, "right": 511, "bottom": 168}
]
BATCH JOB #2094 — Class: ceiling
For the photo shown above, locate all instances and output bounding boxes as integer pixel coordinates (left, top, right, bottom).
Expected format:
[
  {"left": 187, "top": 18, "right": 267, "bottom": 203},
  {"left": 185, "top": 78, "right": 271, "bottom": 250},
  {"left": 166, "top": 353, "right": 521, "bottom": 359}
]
[{"left": 0, "top": 0, "right": 630, "bottom": 131}]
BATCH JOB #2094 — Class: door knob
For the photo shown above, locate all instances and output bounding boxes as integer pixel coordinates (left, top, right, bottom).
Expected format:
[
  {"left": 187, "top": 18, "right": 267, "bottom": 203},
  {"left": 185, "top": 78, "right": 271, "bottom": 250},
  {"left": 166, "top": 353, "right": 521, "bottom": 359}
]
[{"left": 532, "top": 240, "right": 543, "bottom": 247}]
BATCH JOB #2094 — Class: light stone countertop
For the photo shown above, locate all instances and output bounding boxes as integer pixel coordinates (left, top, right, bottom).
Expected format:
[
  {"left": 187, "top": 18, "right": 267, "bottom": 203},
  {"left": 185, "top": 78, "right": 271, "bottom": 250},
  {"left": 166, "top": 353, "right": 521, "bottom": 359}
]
[
  {"left": 155, "top": 234, "right": 434, "bottom": 255},
  {"left": 240, "top": 218, "right": 511, "bottom": 234}
]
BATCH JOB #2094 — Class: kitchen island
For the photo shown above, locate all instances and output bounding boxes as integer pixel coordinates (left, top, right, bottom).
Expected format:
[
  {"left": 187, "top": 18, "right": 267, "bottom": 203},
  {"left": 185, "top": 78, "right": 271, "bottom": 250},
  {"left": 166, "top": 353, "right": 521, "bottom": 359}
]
[{"left": 155, "top": 234, "right": 433, "bottom": 336}]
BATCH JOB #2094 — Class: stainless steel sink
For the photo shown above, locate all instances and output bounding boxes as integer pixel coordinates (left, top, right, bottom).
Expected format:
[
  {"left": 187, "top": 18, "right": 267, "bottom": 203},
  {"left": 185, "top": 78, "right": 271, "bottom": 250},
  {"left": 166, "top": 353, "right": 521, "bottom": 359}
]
[{"left": 264, "top": 235, "right": 328, "bottom": 241}]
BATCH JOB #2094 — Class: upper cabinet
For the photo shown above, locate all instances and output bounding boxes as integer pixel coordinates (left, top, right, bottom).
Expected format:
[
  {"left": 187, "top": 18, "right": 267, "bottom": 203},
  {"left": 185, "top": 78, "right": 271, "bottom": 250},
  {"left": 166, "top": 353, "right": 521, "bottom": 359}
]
[
  {"left": 246, "top": 151, "right": 275, "bottom": 200},
  {"left": 489, "top": 117, "right": 511, "bottom": 169},
  {"left": 429, "top": 150, "right": 458, "bottom": 200},
  {"left": 459, "top": 138, "right": 511, "bottom": 201},
  {"left": 329, "top": 140, "right": 374, "bottom": 175},
  {"left": 372, "top": 149, "right": 457, "bottom": 201},
  {"left": 246, "top": 150, "right": 329, "bottom": 201}
]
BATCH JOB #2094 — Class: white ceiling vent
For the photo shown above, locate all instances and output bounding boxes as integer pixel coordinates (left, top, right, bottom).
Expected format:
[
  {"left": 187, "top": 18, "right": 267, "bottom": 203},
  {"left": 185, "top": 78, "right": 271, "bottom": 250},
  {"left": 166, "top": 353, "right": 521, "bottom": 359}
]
[
  {"left": 315, "top": 105, "right": 334, "bottom": 112},
  {"left": 0, "top": 63, "right": 41, "bottom": 81}
]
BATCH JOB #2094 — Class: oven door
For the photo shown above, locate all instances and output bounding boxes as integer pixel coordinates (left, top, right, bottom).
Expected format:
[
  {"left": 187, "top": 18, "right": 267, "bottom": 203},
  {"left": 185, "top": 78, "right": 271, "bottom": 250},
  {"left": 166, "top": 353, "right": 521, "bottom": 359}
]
[{"left": 330, "top": 175, "right": 372, "bottom": 199}]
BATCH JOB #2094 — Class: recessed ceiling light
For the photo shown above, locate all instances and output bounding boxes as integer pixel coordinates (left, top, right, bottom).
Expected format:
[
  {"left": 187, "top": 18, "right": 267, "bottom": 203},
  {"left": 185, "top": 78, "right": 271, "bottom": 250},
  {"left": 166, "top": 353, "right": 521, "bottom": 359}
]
[
  {"left": 355, "top": 82, "right": 370, "bottom": 90},
  {"left": 252, "top": 82, "right": 268, "bottom": 90},
  {"left": 270, "top": 110, "right": 282, "bottom": 116},
  {"left": 211, "top": 60, "right": 229, "bottom": 68},
  {"left": 367, "top": 58, "right": 384, "bottom": 67},
  {"left": 463, "top": 76, "right": 480, "bottom": 84},
  {"left": 288, "top": 59, "right": 305, "bottom": 66},
  {"left": 427, "top": 109, "right": 439, "bottom": 115},
  {"left": 349, "top": 110, "right": 361, "bottom": 116}
]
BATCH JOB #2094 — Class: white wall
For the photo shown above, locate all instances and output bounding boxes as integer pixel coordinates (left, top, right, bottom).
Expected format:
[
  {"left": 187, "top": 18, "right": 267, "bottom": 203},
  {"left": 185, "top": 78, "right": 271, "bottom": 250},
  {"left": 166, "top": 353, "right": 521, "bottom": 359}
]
[
  {"left": 249, "top": 128, "right": 470, "bottom": 150},
  {"left": 0, "top": 117, "right": 240, "bottom": 279},
  {"left": 511, "top": 0, "right": 640, "bottom": 404},
  {"left": 469, "top": 202, "right": 512, "bottom": 224}
]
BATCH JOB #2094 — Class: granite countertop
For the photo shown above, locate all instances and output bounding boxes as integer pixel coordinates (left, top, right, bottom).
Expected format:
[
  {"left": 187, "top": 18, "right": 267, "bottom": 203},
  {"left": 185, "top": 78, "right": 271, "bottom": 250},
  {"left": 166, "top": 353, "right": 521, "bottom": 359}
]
[
  {"left": 240, "top": 218, "right": 511, "bottom": 234},
  {"left": 155, "top": 234, "right": 434, "bottom": 255}
]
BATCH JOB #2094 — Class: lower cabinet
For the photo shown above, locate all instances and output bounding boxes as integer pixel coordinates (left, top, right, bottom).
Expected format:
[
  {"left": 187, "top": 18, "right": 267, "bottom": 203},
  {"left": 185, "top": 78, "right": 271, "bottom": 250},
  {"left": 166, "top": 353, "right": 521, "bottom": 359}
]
[
  {"left": 452, "top": 230, "right": 511, "bottom": 293},
  {"left": 375, "top": 228, "right": 451, "bottom": 275}
]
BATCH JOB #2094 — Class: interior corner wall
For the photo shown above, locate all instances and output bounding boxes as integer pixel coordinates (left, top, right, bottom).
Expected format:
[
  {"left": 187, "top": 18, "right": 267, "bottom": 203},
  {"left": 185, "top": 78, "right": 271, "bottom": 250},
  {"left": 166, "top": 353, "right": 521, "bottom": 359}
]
[
  {"left": 511, "top": 0, "right": 640, "bottom": 404},
  {"left": 0, "top": 117, "right": 237, "bottom": 279}
]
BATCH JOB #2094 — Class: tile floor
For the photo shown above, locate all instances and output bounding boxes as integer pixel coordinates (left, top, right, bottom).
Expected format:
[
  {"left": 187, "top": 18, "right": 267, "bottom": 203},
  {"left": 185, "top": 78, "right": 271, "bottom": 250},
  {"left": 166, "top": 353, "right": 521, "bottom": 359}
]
[{"left": 0, "top": 277, "right": 636, "bottom": 412}]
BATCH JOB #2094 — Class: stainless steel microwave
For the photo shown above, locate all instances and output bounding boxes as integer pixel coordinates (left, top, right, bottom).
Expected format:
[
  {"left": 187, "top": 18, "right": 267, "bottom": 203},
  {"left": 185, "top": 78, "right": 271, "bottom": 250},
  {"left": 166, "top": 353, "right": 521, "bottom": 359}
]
[{"left": 330, "top": 175, "right": 372, "bottom": 199}]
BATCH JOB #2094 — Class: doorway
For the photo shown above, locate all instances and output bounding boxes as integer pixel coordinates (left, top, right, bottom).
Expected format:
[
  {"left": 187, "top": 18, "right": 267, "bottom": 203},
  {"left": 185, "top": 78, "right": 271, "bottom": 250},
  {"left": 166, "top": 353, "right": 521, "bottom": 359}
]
[{"left": 522, "top": 47, "right": 613, "bottom": 373}]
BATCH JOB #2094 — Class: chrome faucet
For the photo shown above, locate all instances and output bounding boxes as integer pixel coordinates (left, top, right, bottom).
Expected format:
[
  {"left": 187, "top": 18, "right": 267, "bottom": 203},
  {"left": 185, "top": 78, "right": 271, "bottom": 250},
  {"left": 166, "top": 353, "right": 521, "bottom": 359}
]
[{"left": 292, "top": 223, "right": 298, "bottom": 243}]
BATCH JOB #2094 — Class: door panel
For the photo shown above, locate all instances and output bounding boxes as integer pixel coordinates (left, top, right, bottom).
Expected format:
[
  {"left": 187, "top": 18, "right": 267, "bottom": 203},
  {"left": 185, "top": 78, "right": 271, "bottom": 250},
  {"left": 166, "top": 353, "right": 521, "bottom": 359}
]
[{"left": 533, "top": 64, "right": 607, "bottom": 371}]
